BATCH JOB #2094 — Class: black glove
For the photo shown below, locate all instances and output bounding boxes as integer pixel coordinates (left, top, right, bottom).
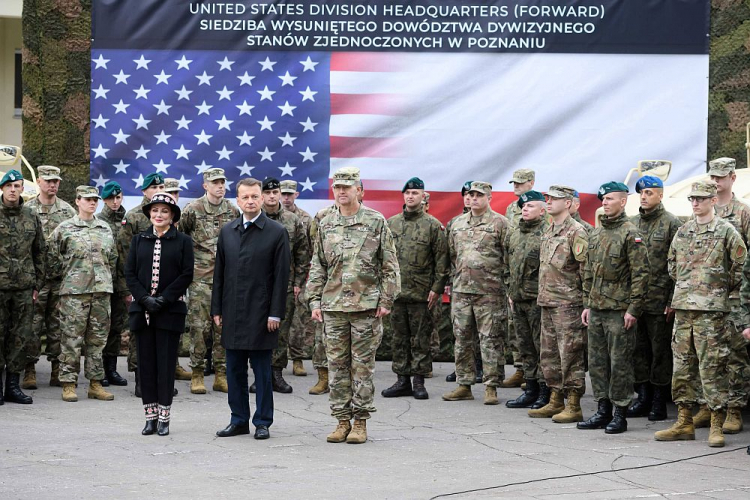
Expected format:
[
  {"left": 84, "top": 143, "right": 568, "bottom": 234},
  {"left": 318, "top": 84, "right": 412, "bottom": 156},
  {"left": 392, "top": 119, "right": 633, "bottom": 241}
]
[
  {"left": 153, "top": 296, "right": 166, "bottom": 311},
  {"left": 140, "top": 296, "right": 162, "bottom": 313}
]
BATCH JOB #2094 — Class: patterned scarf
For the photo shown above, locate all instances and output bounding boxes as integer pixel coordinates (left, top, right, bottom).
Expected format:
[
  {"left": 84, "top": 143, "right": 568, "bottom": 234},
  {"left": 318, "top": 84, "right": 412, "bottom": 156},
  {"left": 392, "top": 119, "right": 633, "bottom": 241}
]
[{"left": 145, "top": 229, "right": 163, "bottom": 326}]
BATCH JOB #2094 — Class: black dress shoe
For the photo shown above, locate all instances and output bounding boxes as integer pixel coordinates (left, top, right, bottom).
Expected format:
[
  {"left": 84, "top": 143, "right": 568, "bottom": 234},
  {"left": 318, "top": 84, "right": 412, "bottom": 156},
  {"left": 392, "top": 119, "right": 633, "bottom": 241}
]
[
  {"left": 249, "top": 381, "right": 256, "bottom": 393},
  {"left": 254, "top": 425, "right": 270, "bottom": 440},
  {"left": 216, "top": 423, "right": 250, "bottom": 437},
  {"left": 142, "top": 420, "right": 157, "bottom": 435},
  {"left": 157, "top": 421, "right": 170, "bottom": 436},
  {"left": 445, "top": 371, "right": 456, "bottom": 382},
  {"left": 173, "top": 387, "right": 178, "bottom": 396}
]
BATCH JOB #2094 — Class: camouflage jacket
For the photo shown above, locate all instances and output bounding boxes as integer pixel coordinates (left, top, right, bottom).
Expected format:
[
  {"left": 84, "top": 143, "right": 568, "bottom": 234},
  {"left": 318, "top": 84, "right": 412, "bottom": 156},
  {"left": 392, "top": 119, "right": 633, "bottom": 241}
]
[
  {"left": 49, "top": 215, "right": 117, "bottom": 295},
  {"left": 669, "top": 215, "right": 746, "bottom": 312},
  {"left": 715, "top": 194, "right": 750, "bottom": 300},
  {"left": 507, "top": 217, "right": 549, "bottom": 302},
  {"left": 180, "top": 196, "right": 239, "bottom": 283},
  {"left": 633, "top": 203, "right": 682, "bottom": 313},
  {"left": 505, "top": 200, "right": 522, "bottom": 227},
  {"left": 387, "top": 205, "right": 449, "bottom": 302},
  {"left": 117, "top": 196, "right": 151, "bottom": 294},
  {"left": 26, "top": 196, "right": 75, "bottom": 281},
  {"left": 307, "top": 204, "right": 400, "bottom": 312},
  {"left": 289, "top": 204, "right": 312, "bottom": 249},
  {"left": 309, "top": 204, "right": 337, "bottom": 243},
  {"left": 96, "top": 204, "right": 126, "bottom": 236},
  {"left": 0, "top": 196, "right": 46, "bottom": 291},
  {"left": 583, "top": 212, "right": 649, "bottom": 316},
  {"left": 537, "top": 215, "right": 588, "bottom": 307},
  {"left": 264, "top": 204, "right": 311, "bottom": 291},
  {"left": 572, "top": 212, "right": 594, "bottom": 233},
  {"left": 449, "top": 209, "right": 510, "bottom": 296}
]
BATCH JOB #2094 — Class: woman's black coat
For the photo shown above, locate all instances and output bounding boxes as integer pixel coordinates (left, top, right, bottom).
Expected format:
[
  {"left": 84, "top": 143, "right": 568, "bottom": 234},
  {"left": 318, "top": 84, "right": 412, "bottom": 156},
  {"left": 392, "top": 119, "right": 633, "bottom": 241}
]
[{"left": 125, "top": 225, "right": 194, "bottom": 333}]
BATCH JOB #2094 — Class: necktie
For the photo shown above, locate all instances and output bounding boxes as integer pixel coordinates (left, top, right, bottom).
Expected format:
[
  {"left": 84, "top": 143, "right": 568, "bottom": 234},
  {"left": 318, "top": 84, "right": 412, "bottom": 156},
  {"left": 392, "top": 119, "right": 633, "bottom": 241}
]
[{"left": 245, "top": 221, "right": 252, "bottom": 230}]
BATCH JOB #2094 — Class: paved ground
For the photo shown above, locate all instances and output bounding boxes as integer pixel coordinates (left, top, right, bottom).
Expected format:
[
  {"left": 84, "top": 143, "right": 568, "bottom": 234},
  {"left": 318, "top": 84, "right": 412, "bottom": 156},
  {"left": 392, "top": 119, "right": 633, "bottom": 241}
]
[{"left": 3, "top": 360, "right": 750, "bottom": 499}]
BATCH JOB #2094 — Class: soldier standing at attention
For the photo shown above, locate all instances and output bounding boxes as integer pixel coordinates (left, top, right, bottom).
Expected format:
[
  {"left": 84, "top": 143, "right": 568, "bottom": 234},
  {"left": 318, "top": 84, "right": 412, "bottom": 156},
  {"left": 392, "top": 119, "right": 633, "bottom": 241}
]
[
  {"left": 656, "top": 180, "right": 746, "bottom": 447},
  {"left": 307, "top": 167, "right": 400, "bottom": 444},
  {"left": 164, "top": 178, "right": 181, "bottom": 201},
  {"left": 443, "top": 181, "right": 510, "bottom": 405},
  {"left": 569, "top": 191, "right": 594, "bottom": 233},
  {"left": 579, "top": 182, "right": 648, "bottom": 434},
  {"left": 628, "top": 175, "right": 681, "bottom": 421},
  {"left": 381, "top": 178, "right": 449, "bottom": 400},
  {"left": 0, "top": 170, "right": 45, "bottom": 404},
  {"left": 23, "top": 165, "right": 75, "bottom": 389},
  {"left": 52, "top": 186, "right": 118, "bottom": 402}
]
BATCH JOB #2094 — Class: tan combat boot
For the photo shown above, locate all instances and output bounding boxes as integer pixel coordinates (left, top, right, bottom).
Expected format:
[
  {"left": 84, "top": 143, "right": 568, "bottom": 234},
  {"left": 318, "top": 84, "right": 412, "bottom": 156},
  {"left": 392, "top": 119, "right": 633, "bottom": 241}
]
[
  {"left": 708, "top": 409, "right": 726, "bottom": 448},
  {"left": 501, "top": 369, "right": 525, "bottom": 388},
  {"left": 191, "top": 371, "right": 207, "bottom": 394},
  {"left": 442, "top": 385, "right": 474, "bottom": 401},
  {"left": 309, "top": 368, "right": 329, "bottom": 395},
  {"left": 62, "top": 382, "right": 78, "bottom": 402},
  {"left": 693, "top": 404, "right": 710, "bottom": 428},
  {"left": 88, "top": 380, "right": 114, "bottom": 401},
  {"left": 22, "top": 362, "right": 37, "bottom": 390},
  {"left": 292, "top": 360, "right": 307, "bottom": 377},
  {"left": 723, "top": 407, "right": 743, "bottom": 434},
  {"left": 49, "top": 361, "right": 61, "bottom": 387},
  {"left": 213, "top": 371, "right": 228, "bottom": 393},
  {"left": 327, "top": 420, "right": 352, "bottom": 443},
  {"left": 654, "top": 404, "right": 695, "bottom": 441},
  {"left": 484, "top": 386, "right": 499, "bottom": 405},
  {"left": 346, "top": 419, "right": 367, "bottom": 444},
  {"left": 528, "top": 389, "right": 565, "bottom": 418},
  {"left": 552, "top": 391, "right": 584, "bottom": 423},
  {"left": 175, "top": 364, "right": 192, "bottom": 381}
]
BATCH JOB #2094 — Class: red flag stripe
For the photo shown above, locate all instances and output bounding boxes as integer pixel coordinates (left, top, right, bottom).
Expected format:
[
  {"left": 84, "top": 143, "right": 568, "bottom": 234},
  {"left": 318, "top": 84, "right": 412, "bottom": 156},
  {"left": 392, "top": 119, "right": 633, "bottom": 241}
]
[
  {"left": 330, "top": 136, "right": 405, "bottom": 158},
  {"left": 330, "top": 52, "right": 402, "bottom": 72},
  {"left": 330, "top": 93, "right": 406, "bottom": 116}
]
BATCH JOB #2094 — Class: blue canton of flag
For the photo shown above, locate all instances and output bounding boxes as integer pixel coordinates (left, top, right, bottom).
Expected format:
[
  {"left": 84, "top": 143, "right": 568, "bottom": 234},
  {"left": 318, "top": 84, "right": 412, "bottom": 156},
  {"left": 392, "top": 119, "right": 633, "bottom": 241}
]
[{"left": 90, "top": 50, "right": 331, "bottom": 200}]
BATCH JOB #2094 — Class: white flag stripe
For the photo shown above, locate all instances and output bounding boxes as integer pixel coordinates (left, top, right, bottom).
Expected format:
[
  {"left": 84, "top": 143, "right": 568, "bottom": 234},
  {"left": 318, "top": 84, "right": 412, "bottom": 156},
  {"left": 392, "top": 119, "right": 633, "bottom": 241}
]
[
  {"left": 329, "top": 114, "right": 407, "bottom": 138},
  {"left": 330, "top": 70, "right": 413, "bottom": 95}
]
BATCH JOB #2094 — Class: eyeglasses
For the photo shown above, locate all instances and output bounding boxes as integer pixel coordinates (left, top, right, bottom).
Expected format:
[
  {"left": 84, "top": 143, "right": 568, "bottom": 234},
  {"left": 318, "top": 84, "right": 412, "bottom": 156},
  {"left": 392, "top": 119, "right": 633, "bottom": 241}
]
[{"left": 688, "top": 196, "right": 711, "bottom": 204}]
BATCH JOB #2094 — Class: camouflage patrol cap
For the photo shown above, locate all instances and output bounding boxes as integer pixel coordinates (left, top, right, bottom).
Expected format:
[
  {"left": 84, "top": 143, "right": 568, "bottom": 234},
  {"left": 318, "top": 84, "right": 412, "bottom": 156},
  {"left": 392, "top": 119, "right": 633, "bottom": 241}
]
[
  {"left": 461, "top": 180, "right": 474, "bottom": 196},
  {"left": 141, "top": 172, "right": 165, "bottom": 190},
  {"left": 707, "top": 157, "right": 736, "bottom": 178},
  {"left": 635, "top": 175, "right": 663, "bottom": 193},
  {"left": 517, "top": 190, "right": 545, "bottom": 207},
  {"left": 547, "top": 185, "right": 576, "bottom": 199},
  {"left": 37, "top": 165, "right": 62, "bottom": 181},
  {"left": 262, "top": 177, "right": 280, "bottom": 191},
  {"left": 203, "top": 167, "right": 226, "bottom": 182},
  {"left": 402, "top": 177, "right": 425, "bottom": 192},
  {"left": 331, "top": 167, "right": 360, "bottom": 187},
  {"left": 597, "top": 181, "right": 629, "bottom": 201},
  {"left": 76, "top": 185, "right": 101, "bottom": 199},
  {"left": 688, "top": 179, "right": 718, "bottom": 198},
  {"left": 468, "top": 181, "right": 492, "bottom": 196},
  {"left": 164, "top": 178, "right": 181, "bottom": 193},
  {"left": 639, "top": 160, "right": 670, "bottom": 172},
  {"left": 101, "top": 181, "right": 122, "bottom": 199},
  {"left": 0, "top": 169, "right": 23, "bottom": 187},
  {"left": 509, "top": 169, "right": 535, "bottom": 184},
  {"left": 280, "top": 180, "right": 298, "bottom": 194}
]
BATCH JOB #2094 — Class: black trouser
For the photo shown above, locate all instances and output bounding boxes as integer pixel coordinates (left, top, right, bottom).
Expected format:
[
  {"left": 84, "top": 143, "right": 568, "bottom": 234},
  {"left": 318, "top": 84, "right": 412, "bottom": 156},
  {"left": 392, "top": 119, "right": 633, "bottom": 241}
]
[
  {"left": 227, "top": 348, "right": 273, "bottom": 428},
  {"left": 136, "top": 326, "right": 180, "bottom": 406}
]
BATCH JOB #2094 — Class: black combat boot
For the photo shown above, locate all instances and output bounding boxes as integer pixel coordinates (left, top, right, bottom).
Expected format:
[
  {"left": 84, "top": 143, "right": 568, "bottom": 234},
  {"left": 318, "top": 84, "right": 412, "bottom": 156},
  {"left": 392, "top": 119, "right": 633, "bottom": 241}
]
[
  {"left": 5, "top": 372, "right": 33, "bottom": 404},
  {"left": 134, "top": 369, "right": 142, "bottom": 398},
  {"left": 381, "top": 375, "right": 413, "bottom": 398},
  {"left": 272, "top": 369, "right": 293, "bottom": 394},
  {"left": 475, "top": 357, "right": 483, "bottom": 384},
  {"left": 648, "top": 385, "right": 668, "bottom": 421},
  {"left": 105, "top": 356, "right": 128, "bottom": 386},
  {"left": 529, "top": 381, "right": 550, "bottom": 410},
  {"left": 204, "top": 349, "right": 214, "bottom": 376},
  {"left": 577, "top": 399, "right": 613, "bottom": 430},
  {"left": 605, "top": 406, "right": 628, "bottom": 434},
  {"left": 445, "top": 371, "right": 456, "bottom": 382},
  {"left": 412, "top": 375, "right": 428, "bottom": 400},
  {"left": 506, "top": 379, "right": 540, "bottom": 409},
  {"left": 626, "top": 383, "right": 652, "bottom": 418}
]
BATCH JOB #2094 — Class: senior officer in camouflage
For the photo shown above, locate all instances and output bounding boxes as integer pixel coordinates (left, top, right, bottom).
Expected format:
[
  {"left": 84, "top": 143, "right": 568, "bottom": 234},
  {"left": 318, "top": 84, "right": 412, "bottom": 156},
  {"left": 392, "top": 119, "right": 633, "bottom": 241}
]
[
  {"left": 96, "top": 181, "right": 128, "bottom": 387},
  {"left": 505, "top": 191, "right": 548, "bottom": 409},
  {"left": 261, "top": 177, "right": 311, "bottom": 394},
  {"left": 381, "top": 177, "right": 449, "bottom": 400},
  {"left": 0, "top": 170, "right": 45, "bottom": 404},
  {"left": 24, "top": 165, "right": 75, "bottom": 390},
  {"left": 628, "top": 175, "right": 681, "bottom": 422},
  {"left": 180, "top": 168, "right": 239, "bottom": 394},
  {"left": 443, "top": 181, "right": 511, "bottom": 405},
  {"left": 51, "top": 186, "right": 118, "bottom": 402},
  {"left": 529, "top": 185, "right": 588, "bottom": 421},
  {"left": 655, "top": 180, "right": 746, "bottom": 448},
  {"left": 307, "top": 167, "right": 400, "bottom": 444},
  {"left": 707, "top": 157, "right": 750, "bottom": 435},
  {"left": 117, "top": 172, "right": 165, "bottom": 396},
  {"left": 579, "top": 181, "right": 649, "bottom": 434},
  {"left": 570, "top": 191, "right": 594, "bottom": 233}
]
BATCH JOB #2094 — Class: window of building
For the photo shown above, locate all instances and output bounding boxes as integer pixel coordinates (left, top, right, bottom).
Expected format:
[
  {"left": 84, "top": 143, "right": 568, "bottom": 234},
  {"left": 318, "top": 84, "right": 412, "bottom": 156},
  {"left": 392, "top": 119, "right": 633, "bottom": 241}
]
[{"left": 14, "top": 50, "right": 22, "bottom": 117}]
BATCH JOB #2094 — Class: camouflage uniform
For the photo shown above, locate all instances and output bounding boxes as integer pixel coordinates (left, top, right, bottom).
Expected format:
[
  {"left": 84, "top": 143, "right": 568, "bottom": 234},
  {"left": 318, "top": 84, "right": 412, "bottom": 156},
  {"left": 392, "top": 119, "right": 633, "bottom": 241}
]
[
  {"left": 50, "top": 214, "right": 117, "bottom": 384},
  {"left": 96, "top": 203, "right": 128, "bottom": 359},
  {"left": 504, "top": 200, "right": 523, "bottom": 368},
  {"left": 572, "top": 212, "right": 594, "bottom": 233},
  {"left": 387, "top": 204, "right": 449, "bottom": 376},
  {"left": 308, "top": 205, "right": 337, "bottom": 369},
  {"left": 583, "top": 212, "right": 649, "bottom": 408},
  {"left": 287, "top": 204, "right": 316, "bottom": 362},
  {"left": 307, "top": 201, "right": 400, "bottom": 421},
  {"left": 180, "top": 195, "right": 239, "bottom": 375}
]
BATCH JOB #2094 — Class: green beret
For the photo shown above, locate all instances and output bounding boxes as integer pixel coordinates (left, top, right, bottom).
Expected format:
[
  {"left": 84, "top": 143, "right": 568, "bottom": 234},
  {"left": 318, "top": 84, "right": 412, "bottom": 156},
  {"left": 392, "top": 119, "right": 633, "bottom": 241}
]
[
  {"left": 517, "top": 190, "right": 546, "bottom": 207},
  {"left": 141, "top": 172, "right": 165, "bottom": 190},
  {"left": 0, "top": 169, "right": 23, "bottom": 188},
  {"left": 101, "top": 181, "right": 122, "bottom": 199},
  {"left": 597, "top": 181, "right": 629, "bottom": 201},
  {"left": 402, "top": 177, "right": 425, "bottom": 192}
]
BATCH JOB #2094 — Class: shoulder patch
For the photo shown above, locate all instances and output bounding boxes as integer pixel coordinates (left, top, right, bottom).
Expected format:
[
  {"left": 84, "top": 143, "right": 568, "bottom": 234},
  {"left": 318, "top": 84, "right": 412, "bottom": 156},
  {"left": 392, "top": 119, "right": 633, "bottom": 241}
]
[
  {"left": 733, "top": 242, "right": 746, "bottom": 261},
  {"left": 573, "top": 235, "right": 587, "bottom": 259}
]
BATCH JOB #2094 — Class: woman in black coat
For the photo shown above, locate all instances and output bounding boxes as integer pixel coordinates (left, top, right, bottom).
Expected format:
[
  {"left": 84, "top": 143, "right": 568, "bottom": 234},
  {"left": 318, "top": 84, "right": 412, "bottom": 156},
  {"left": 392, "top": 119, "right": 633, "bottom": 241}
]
[{"left": 125, "top": 193, "right": 194, "bottom": 436}]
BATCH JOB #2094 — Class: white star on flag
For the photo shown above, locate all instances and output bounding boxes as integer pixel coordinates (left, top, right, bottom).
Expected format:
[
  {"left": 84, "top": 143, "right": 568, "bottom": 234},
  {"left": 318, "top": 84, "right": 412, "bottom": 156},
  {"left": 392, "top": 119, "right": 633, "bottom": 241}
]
[
  {"left": 216, "top": 146, "right": 233, "bottom": 160},
  {"left": 194, "top": 130, "right": 212, "bottom": 145},
  {"left": 113, "top": 160, "right": 129, "bottom": 173},
  {"left": 258, "top": 116, "right": 275, "bottom": 131},
  {"left": 93, "top": 173, "right": 109, "bottom": 187},
  {"left": 237, "top": 162, "right": 254, "bottom": 176},
  {"left": 133, "top": 55, "right": 151, "bottom": 69},
  {"left": 194, "top": 161, "right": 211, "bottom": 174},
  {"left": 259, "top": 57, "right": 276, "bottom": 71},
  {"left": 132, "top": 174, "right": 145, "bottom": 188},
  {"left": 178, "top": 175, "right": 191, "bottom": 189},
  {"left": 217, "top": 57, "right": 235, "bottom": 71},
  {"left": 237, "top": 131, "right": 254, "bottom": 146},
  {"left": 258, "top": 147, "right": 275, "bottom": 161},
  {"left": 173, "top": 145, "right": 191, "bottom": 159},
  {"left": 154, "top": 70, "right": 171, "bottom": 84},
  {"left": 112, "top": 129, "right": 130, "bottom": 144},
  {"left": 93, "top": 85, "right": 110, "bottom": 99},
  {"left": 113, "top": 70, "right": 130, "bottom": 84},
  {"left": 153, "top": 159, "right": 170, "bottom": 173},
  {"left": 279, "top": 162, "right": 296, "bottom": 176},
  {"left": 175, "top": 55, "right": 192, "bottom": 70},
  {"left": 300, "top": 177, "right": 316, "bottom": 191},
  {"left": 134, "top": 145, "right": 150, "bottom": 159},
  {"left": 299, "top": 147, "right": 317, "bottom": 162},
  {"left": 299, "top": 56, "right": 318, "bottom": 72},
  {"left": 92, "top": 144, "right": 109, "bottom": 158},
  {"left": 93, "top": 54, "right": 110, "bottom": 69}
]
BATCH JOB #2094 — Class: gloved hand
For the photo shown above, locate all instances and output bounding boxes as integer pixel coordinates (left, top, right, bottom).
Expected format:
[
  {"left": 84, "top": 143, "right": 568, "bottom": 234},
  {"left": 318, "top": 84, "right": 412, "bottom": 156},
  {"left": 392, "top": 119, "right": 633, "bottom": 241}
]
[{"left": 140, "top": 295, "right": 163, "bottom": 313}]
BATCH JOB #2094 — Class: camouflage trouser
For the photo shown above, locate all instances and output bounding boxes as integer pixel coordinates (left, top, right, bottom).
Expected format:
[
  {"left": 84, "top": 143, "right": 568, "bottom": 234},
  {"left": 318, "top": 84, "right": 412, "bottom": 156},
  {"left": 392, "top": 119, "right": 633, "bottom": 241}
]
[
  {"left": 31, "top": 279, "right": 63, "bottom": 363},
  {"left": 506, "top": 312, "right": 522, "bottom": 368},
  {"left": 587, "top": 309, "right": 635, "bottom": 407},
  {"left": 512, "top": 299, "right": 542, "bottom": 381},
  {"left": 726, "top": 300, "right": 750, "bottom": 408},
  {"left": 376, "top": 312, "right": 393, "bottom": 361},
  {"left": 323, "top": 310, "right": 383, "bottom": 421},
  {"left": 451, "top": 292, "right": 506, "bottom": 387},
  {"left": 128, "top": 329, "right": 138, "bottom": 372},
  {"left": 672, "top": 310, "right": 730, "bottom": 411},
  {"left": 58, "top": 293, "right": 110, "bottom": 384},
  {"left": 430, "top": 301, "right": 454, "bottom": 362},
  {"left": 289, "top": 288, "right": 315, "bottom": 360},
  {"left": 540, "top": 305, "right": 586, "bottom": 393},
  {"left": 633, "top": 312, "right": 673, "bottom": 387},
  {"left": 312, "top": 320, "right": 327, "bottom": 369},
  {"left": 188, "top": 281, "right": 226, "bottom": 374},
  {"left": 272, "top": 291, "right": 296, "bottom": 370},
  {"left": 103, "top": 292, "right": 128, "bottom": 358},
  {"left": 390, "top": 301, "right": 433, "bottom": 376},
  {"left": 0, "top": 289, "right": 35, "bottom": 373}
]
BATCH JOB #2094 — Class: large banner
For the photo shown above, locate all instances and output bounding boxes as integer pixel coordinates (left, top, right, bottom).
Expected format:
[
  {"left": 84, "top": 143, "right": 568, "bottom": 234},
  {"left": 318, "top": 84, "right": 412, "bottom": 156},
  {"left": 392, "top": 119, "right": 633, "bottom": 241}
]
[{"left": 90, "top": 0, "right": 710, "bottom": 222}]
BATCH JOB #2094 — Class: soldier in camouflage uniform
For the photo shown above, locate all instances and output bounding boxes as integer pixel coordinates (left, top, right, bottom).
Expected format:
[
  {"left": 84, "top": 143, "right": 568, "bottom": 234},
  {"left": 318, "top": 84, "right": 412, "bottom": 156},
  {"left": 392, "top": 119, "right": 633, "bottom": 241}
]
[
  {"left": 628, "top": 175, "right": 681, "bottom": 422},
  {"left": 381, "top": 178, "right": 449, "bottom": 400},
  {"left": 505, "top": 191, "right": 548, "bottom": 409},
  {"left": 307, "top": 167, "right": 400, "bottom": 444},
  {"left": 261, "top": 178, "right": 311, "bottom": 394},
  {"left": 96, "top": 181, "right": 128, "bottom": 387},
  {"left": 0, "top": 170, "right": 45, "bottom": 404},
  {"left": 51, "top": 186, "right": 118, "bottom": 403},
  {"left": 443, "top": 181, "right": 510, "bottom": 405},
  {"left": 23, "top": 165, "right": 75, "bottom": 389},
  {"left": 529, "top": 186, "right": 588, "bottom": 422},
  {"left": 570, "top": 191, "right": 594, "bottom": 233},
  {"left": 707, "top": 158, "right": 750, "bottom": 434},
  {"left": 579, "top": 181, "right": 649, "bottom": 435},
  {"left": 655, "top": 180, "right": 746, "bottom": 448},
  {"left": 117, "top": 172, "right": 165, "bottom": 396},
  {"left": 164, "top": 178, "right": 181, "bottom": 201}
]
